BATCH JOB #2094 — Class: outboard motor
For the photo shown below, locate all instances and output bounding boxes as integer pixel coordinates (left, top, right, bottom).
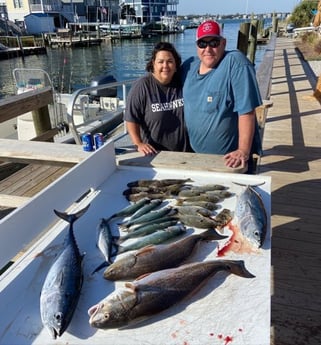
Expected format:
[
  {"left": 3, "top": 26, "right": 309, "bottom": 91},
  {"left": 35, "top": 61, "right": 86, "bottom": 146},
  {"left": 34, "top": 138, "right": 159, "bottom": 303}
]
[{"left": 90, "top": 74, "right": 117, "bottom": 102}]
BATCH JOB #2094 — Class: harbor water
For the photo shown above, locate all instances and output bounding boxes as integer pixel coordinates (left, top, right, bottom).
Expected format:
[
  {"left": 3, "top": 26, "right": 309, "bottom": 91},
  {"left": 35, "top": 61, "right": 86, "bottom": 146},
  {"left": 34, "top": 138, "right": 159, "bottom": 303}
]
[{"left": 0, "top": 19, "right": 268, "bottom": 99}]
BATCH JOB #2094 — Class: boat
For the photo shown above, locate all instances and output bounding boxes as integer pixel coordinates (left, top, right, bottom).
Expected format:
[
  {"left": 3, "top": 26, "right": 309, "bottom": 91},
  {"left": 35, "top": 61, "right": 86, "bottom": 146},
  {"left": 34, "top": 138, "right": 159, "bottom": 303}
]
[
  {"left": 47, "top": 29, "right": 103, "bottom": 48},
  {"left": 10, "top": 68, "right": 134, "bottom": 146},
  {"left": 0, "top": 138, "right": 271, "bottom": 345}
]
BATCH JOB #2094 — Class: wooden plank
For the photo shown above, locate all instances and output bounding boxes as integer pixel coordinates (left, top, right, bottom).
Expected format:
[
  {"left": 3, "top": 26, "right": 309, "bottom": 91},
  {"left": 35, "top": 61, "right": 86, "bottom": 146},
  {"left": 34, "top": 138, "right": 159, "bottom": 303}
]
[
  {"left": 0, "top": 139, "right": 90, "bottom": 166},
  {"left": 117, "top": 150, "right": 248, "bottom": 173},
  {"left": 0, "top": 86, "right": 53, "bottom": 123},
  {"left": 0, "top": 165, "right": 68, "bottom": 196},
  {"left": 0, "top": 194, "right": 30, "bottom": 208}
]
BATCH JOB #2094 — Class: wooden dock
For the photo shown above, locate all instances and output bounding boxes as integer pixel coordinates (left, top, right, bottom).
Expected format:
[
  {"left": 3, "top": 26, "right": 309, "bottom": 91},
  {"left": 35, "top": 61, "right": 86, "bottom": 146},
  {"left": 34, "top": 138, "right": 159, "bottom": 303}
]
[{"left": 259, "top": 37, "right": 321, "bottom": 345}]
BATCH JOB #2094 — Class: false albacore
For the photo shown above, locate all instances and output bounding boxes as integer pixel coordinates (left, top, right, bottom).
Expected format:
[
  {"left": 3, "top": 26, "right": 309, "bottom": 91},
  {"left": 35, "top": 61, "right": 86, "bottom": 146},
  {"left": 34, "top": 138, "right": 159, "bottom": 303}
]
[
  {"left": 40, "top": 204, "right": 89, "bottom": 339},
  {"left": 234, "top": 182, "right": 267, "bottom": 248},
  {"left": 88, "top": 260, "right": 255, "bottom": 329}
]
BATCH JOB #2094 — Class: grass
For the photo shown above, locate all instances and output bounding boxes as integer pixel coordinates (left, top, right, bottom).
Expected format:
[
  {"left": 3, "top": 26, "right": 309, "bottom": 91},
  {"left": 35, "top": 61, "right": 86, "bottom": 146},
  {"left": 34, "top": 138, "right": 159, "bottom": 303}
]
[{"left": 294, "top": 32, "right": 321, "bottom": 61}]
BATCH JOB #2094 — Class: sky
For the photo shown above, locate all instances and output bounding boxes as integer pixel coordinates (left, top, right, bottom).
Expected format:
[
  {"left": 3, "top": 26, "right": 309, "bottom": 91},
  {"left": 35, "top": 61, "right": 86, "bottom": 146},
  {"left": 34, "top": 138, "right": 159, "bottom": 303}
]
[{"left": 177, "top": 0, "right": 301, "bottom": 16}]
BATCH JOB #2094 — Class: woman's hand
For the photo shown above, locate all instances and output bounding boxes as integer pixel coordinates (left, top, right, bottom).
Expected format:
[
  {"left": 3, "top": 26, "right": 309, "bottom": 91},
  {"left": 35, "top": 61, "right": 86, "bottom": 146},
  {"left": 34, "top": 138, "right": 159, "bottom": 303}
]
[{"left": 135, "top": 143, "right": 158, "bottom": 156}]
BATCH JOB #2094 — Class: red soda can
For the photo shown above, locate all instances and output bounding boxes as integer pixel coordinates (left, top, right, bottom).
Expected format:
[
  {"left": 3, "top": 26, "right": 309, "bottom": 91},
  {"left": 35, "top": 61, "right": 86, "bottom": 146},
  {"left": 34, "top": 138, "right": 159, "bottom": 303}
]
[
  {"left": 81, "top": 132, "right": 94, "bottom": 151},
  {"left": 94, "top": 133, "right": 104, "bottom": 149}
]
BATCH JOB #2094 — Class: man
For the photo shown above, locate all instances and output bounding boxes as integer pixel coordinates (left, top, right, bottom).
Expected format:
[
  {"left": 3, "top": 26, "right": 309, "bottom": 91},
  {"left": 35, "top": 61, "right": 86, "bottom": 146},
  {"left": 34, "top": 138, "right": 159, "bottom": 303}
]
[{"left": 182, "top": 20, "right": 262, "bottom": 173}]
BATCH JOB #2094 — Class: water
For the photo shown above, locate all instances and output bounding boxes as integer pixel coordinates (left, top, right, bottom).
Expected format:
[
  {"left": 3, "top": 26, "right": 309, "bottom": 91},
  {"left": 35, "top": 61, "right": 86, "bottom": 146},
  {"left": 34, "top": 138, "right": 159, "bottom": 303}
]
[{"left": 0, "top": 20, "right": 267, "bottom": 99}]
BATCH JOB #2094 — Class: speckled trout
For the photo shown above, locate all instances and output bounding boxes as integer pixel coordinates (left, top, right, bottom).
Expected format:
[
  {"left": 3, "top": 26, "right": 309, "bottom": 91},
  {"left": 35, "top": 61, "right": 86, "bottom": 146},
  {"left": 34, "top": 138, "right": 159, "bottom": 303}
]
[{"left": 88, "top": 260, "right": 255, "bottom": 329}]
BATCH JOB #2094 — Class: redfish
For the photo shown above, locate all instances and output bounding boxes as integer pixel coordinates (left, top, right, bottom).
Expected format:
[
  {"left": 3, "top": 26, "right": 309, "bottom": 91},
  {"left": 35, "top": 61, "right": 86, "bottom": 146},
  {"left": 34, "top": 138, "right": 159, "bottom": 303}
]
[{"left": 88, "top": 260, "right": 254, "bottom": 329}]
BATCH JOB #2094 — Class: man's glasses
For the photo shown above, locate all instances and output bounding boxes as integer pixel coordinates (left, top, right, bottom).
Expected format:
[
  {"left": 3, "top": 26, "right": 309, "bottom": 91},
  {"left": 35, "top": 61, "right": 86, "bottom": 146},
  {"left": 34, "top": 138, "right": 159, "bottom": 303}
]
[{"left": 197, "top": 39, "right": 221, "bottom": 49}]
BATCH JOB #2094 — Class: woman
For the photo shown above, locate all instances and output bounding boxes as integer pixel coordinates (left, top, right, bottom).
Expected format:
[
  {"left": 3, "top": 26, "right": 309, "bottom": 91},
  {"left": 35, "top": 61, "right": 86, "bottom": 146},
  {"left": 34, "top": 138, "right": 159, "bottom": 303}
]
[{"left": 124, "top": 42, "right": 191, "bottom": 155}]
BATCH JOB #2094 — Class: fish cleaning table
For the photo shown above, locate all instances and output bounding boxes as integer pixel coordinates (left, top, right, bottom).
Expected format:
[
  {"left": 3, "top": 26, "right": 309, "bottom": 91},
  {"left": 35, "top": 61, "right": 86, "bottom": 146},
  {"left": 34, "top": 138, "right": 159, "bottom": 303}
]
[{"left": 0, "top": 141, "right": 271, "bottom": 345}]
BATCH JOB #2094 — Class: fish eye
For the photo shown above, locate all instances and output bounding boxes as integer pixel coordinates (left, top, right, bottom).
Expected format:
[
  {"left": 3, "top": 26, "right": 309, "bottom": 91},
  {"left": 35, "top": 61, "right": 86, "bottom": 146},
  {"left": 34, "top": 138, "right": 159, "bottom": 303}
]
[
  {"left": 104, "top": 312, "right": 110, "bottom": 320},
  {"left": 54, "top": 312, "right": 63, "bottom": 321}
]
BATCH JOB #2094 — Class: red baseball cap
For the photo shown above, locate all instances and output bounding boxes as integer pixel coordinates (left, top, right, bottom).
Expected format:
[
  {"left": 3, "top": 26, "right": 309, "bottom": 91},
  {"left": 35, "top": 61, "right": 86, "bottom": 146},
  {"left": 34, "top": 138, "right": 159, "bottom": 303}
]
[{"left": 196, "top": 20, "right": 222, "bottom": 41}]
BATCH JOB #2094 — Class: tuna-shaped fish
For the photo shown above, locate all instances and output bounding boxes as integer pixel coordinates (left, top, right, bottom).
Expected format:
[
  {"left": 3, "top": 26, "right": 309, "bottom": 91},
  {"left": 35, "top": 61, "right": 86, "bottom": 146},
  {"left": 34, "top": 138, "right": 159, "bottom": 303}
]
[
  {"left": 234, "top": 182, "right": 267, "bottom": 248},
  {"left": 88, "top": 259, "right": 255, "bottom": 329},
  {"left": 40, "top": 204, "right": 89, "bottom": 339}
]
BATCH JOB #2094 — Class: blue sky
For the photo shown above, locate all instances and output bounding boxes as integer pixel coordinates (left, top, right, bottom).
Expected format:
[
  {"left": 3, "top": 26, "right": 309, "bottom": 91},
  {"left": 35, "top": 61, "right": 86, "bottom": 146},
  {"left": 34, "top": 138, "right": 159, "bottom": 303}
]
[{"left": 177, "top": 0, "right": 301, "bottom": 15}]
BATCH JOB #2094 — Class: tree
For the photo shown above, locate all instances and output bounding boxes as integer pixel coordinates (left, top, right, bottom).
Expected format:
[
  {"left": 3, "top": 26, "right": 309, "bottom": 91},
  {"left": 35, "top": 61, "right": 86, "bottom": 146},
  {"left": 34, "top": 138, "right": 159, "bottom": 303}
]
[{"left": 290, "top": 0, "right": 319, "bottom": 27}]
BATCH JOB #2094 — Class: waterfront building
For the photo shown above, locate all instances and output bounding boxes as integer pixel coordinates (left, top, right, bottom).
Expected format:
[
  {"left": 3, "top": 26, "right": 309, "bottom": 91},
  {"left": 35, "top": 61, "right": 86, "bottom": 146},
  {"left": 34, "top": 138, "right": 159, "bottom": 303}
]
[
  {"left": 2, "top": 0, "right": 178, "bottom": 34},
  {"left": 120, "top": 0, "right": 178, "bottom": 24}
]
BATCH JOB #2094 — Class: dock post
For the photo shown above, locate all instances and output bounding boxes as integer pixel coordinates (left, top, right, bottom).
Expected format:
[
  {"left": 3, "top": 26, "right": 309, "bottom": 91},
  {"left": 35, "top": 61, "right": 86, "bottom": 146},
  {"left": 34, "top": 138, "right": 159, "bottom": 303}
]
[
  {"left": 272, "top": 13, "right": 279, "bottom": 35},
  {"left": 32, "top": 106, "right": 53, "bottom": 141},
  {"left": 248, "top": 20, "right": 258, "bottom": 65},
  {"left": 237, "top": 22, "right": 250, "bottom": 56}
]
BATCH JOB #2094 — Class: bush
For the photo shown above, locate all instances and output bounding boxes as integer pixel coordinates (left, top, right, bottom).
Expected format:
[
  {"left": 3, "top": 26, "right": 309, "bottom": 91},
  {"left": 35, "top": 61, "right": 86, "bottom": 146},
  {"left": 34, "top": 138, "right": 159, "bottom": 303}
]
[{"left": 290, "top": 0, "right": 319, "bottom": 27}]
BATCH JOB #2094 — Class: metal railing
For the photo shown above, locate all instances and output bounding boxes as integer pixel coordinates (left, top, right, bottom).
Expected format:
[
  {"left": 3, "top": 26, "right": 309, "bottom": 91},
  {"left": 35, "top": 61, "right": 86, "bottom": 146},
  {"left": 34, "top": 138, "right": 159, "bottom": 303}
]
[{"left": 66, "top": 79, "right": 135, "bottom": 144}]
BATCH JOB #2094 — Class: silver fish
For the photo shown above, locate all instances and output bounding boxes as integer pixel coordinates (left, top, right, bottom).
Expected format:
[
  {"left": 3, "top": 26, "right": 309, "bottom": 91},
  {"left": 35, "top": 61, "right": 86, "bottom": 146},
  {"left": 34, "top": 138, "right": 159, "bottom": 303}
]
[
  {"left": 40, "top": 204, "right": 89, "bottom": 339},
  {"left": 92, "top": 218, "right": 118, "bottom": 274},
  {"left": 118, "top": 199, "right": 162, "bottom": 226},
  {"left": 116, "top": 224, "right": 186, "bottom": 254},
  {"left": 108, "top": 197, "right": 151, "bottom": 219},
  {"left": 88, "top": 260, "right": 254, "bottom": 329},
  {"left": 119, "top": 206, "right": 176, "bottom": 229},
  {"left": 234, "top": 183, "right": 267, "bottom": 248},
  {"left": 104, "top": 228, "right": 227, "bottom": 281},
  {"left": 118, "top": 219, "right": 179, "bottom": 242}
]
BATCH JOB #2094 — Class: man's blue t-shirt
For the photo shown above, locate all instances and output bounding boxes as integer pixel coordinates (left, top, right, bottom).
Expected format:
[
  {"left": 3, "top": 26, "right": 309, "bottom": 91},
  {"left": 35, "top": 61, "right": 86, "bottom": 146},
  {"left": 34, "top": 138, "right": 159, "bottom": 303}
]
[{"left": 182, "top": 50, "right": 262, "bottom": 155}]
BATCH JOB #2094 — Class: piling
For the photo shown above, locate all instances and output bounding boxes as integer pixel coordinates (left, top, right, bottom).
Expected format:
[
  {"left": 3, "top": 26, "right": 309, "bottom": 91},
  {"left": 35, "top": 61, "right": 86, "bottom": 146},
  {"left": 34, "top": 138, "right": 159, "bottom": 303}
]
[
  {"left": 248, "top": 20, "right": 258, "bottom": 64},
  {"left": 237, "top": 22, "right": 250, "bottom": 56}
]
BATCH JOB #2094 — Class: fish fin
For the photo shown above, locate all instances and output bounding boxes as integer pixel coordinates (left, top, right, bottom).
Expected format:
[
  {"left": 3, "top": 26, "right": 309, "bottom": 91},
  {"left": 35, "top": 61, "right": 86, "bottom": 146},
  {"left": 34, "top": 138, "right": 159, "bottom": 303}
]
[
  {"left": 175, "top": 199, "right": 184, "bottom": 206},
  {"left": 134, "top": 272, "right": 153, "bottom": 281},
  {"left": 225, "top": 260, "right": 256, "bottom": 278},
  {"left": 54, "top": 204, "right": 90, "bottom": 225},
  {"left": 200, "top": 228, "right": 228, "bottom": 241},
  {"left": 124, "top": 282, "right": 136, "bottom": 291},
  {"left": 232, "top": 181, "right": 265, "bottom": 188},
  {"left": 135, "top": 245, "right": 156, "bottom": 256},
  {"left": 91, "top": 261, "right": 109, "bottom": 275}
]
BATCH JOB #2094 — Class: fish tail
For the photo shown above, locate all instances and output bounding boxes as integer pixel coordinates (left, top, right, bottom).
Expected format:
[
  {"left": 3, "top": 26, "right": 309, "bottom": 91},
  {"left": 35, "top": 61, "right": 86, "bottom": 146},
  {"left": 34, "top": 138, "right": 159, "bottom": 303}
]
[
  {"left": 232, "top": 181, "right": 265, "bottom": 188},
  {"left": 91, "top": 261, "right": 109, "bottom": 275},
  {"left": 175, "top": 199, "right": 184, "bottom": 206},
  {"left": 200, "top": 228, "right": 228, "bottom": 241},
  {"left": 54, "top": 204, "right": 90, "bottom": 226},
  {"left": 222, "top": 260, "right": 255, "bottom": 278}
]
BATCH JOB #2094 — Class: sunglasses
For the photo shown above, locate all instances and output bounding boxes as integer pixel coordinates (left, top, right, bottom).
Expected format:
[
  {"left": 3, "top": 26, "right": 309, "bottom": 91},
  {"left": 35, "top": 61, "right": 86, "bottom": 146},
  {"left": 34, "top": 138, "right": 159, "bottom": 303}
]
[{"left": 197, "top": 39, "right": 221, "bottom": 49}]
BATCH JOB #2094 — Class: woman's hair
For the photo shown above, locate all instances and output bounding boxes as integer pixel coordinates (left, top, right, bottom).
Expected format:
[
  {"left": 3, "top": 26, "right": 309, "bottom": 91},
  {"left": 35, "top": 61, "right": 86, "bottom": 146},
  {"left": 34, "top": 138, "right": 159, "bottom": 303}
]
[{"left": 146, "top": 42, "right": 182, "bottom": 72}]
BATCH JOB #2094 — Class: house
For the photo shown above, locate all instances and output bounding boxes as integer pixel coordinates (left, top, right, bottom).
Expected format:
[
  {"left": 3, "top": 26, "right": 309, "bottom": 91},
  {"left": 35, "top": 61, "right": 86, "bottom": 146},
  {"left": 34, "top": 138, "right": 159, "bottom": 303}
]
[{"left": 3, "top": 0, "right": 179, "bottom": 34}]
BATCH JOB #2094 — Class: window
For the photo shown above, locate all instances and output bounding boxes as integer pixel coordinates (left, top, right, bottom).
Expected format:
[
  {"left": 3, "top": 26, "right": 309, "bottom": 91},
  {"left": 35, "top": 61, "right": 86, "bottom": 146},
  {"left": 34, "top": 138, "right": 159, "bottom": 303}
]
[{"left": 13, "top": 0, "right": 23, "bottom": 9}]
